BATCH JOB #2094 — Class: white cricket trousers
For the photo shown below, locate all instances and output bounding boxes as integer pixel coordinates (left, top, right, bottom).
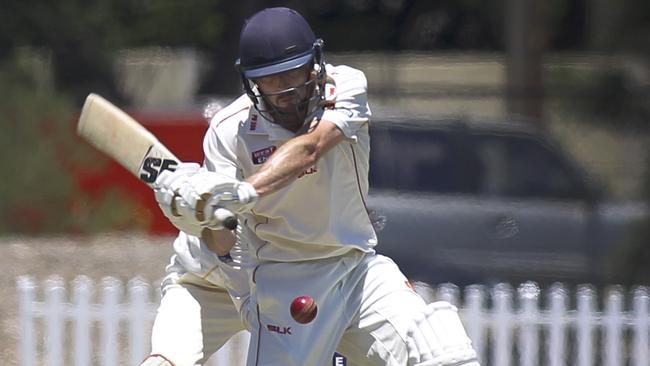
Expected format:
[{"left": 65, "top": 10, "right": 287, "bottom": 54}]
[
  {"left": 148, "top": 275, "right": 246, "bottom": 365},
  {"left": 245, "top": 251, "right": 429, "bottom": 366}
]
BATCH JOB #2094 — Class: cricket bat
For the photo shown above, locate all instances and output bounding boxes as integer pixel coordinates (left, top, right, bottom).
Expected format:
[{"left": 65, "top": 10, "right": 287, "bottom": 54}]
[{"left": 76, "top": 93, "right": 237, "bottom": 230}]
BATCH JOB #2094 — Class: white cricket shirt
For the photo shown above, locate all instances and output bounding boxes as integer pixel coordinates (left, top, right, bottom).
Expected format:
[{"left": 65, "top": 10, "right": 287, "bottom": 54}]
[{"left": 204, "top": 64, "right": 378, "bottom": 263}]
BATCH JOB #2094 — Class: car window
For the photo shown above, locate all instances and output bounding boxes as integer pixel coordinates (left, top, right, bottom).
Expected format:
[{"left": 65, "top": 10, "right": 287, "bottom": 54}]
[
  {"left": 473, "top": 134, "right": 587, "bottom": 200},
  {"left": 369, "top": 125, "right": 482, "bottom": 194}
]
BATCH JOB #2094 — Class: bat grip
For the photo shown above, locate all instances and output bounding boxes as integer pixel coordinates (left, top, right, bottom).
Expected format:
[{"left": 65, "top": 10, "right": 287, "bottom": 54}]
[
  {"left": 213, "top": 207, "right": 238, "bottom": 231},
  {"left": 171, "top": 195, "right": 237, "bottom": 231}
]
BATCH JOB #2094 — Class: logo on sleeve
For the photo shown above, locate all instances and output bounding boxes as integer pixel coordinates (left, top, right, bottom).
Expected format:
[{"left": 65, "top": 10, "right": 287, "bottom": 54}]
[
  {"left": 252, "top": 146, "right": 277, "bottom": 164},
  {"left": 250, "top": 114, "right": 258, "bottom": 131}
]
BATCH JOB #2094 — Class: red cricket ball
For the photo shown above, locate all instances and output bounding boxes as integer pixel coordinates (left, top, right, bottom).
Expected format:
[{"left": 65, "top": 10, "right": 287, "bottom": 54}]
[{"left": 290, "top": 295, "right": 318, "bottom": 324}]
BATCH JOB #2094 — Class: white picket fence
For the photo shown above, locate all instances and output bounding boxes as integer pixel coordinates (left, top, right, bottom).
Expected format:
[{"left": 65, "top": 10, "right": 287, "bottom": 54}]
[
  {"left": 17, "top": 276, "right": 249, "bottom": 366},
  {"left": 17, "top": 276, "right": 650, "bottom": 366},
  {"left": 422, "top": 282, "right": 649, "bottom": 366}
]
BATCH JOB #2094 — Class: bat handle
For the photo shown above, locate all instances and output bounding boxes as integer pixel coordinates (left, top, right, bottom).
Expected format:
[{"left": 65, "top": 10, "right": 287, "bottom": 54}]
[
  {"left": 171, "top": 196, "right": 238, "bottom": 231},
  {"left": 213, "top": 207, "right": 238, "bottom": 231}
]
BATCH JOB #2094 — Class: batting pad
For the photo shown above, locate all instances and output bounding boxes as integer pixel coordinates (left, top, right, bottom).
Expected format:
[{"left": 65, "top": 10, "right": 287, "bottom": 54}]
[{"left": 407, "top": 301, "right": 480, "bottom": 366}]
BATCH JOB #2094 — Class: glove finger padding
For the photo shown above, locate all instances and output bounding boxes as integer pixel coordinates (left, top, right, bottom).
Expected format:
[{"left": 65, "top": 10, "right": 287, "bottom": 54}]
[
  {"left": 156, "top": 194, "right": 204, "bottom": 237},
  {"left": 177, "top": 184, "right": 204, "bottom": 220},
  {"left": 156, "top": 169, "right": 256, "bottom": 232},
  {"left": 153, "top": 163, "right": 204, "bottom": 236},
  {"left": 153, "top": 186, "right": 176, "bottom": 219},
  {"left": 177, "top": 171, "right": 240, "bottom": 223},
  {"left": 232, "top": 181, "right": 258, "bottom": 211},
  {"left": 153, "top": 162, "right": 201, "bottom": 215},
  {"left": 177, "top": 171, "right": 257, "bottom": 227},
  {"left": 205, "top": 181, "right": 258, "bottom": 214},
  {"left": 182, "top": 171, "right": 238, "bottom": 197},
  {"left": 408, "top": 301, "right": 480, "bottom": 366},
  {"left": 154, "top": 162, "right": 200, "bottom": 190}
]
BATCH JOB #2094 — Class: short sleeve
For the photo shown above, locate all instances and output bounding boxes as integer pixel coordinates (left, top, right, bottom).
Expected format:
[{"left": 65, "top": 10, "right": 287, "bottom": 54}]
[{"left": 321, "top": 66, "right": 371, "bottom": 141}]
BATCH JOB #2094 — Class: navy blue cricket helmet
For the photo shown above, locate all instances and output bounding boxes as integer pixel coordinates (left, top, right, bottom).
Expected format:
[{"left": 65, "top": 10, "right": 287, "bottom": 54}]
[{"left": 235, "top": 7, "right": 327, "bottom": 128}]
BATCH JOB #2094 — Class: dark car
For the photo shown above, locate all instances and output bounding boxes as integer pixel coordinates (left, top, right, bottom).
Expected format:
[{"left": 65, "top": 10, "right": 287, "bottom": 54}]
[{"left": 366, "top": 116, "right": 648, "bottom": 286}]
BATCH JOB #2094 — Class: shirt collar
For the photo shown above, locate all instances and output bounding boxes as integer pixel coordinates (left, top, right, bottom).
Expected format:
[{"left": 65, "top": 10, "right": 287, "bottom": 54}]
[
  {"left": 261, "top": 117, "right": 296, "bottom": 141},
  {"left": 245, "top": 110, "right": 269, "bottom": 135}
]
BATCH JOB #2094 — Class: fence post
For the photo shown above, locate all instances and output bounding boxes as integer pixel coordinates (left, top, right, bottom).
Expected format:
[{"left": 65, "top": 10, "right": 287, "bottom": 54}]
[
  {"left": 632, "top": 286, "right": 649, "bottom": 366},
  {"left": 518, "top": 282, "right": 540, "bottom": 366},
  {"left": 436, "top": 283, "right": 460, "bottom": 305},
  {"left": 576, "top": 285, "right": 596, "bottom": 366},
  {"left": 604, "top": 285, "right": 624, "bottom": 366},
  {"left": 100, "top": 277, "right": 122, "bottom": 366},
  {"left": 547, "top": 283, "right": 568, "bottom": 366},
  {"left": 72, "top": 276, "right": 93, "bottom": 366},
  {"left": 412, "top": 281, "right": 436, "bottom": 304},
  {"left": 45, "top": 276, "right": 66, "bottom": 366},
  {"left": 17, "top": 276, "right": 36, "bottom": 366},
  {"left": 492, "top": 283, "right": 513, "bottom": 366},
  {"left": 128, "top": 277, "right": 152, "bottom": 366},
  {"left": 463, "top": 284, "right": 486, "bottom": 364},
  {"left": 17, "top": 277, "right": 650, "bottom": 366}
]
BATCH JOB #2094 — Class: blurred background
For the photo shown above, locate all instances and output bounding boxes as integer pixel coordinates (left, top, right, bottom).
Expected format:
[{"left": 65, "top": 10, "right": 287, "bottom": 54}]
[{"left": 1, "top": 0, "right": 650, "bottom": 364}]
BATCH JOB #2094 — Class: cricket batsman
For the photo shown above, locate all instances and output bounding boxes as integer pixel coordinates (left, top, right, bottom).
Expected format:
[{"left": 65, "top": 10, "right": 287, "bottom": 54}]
[{"left": 147, "top": 7, "right": 480, "bottom": 366}]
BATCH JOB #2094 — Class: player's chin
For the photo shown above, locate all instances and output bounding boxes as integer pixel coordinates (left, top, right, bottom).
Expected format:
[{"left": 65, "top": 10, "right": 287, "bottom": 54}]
[
  {"left": 275, "top": 117, "right": 303, "bottom": 132},
  {"left": 270, "top": 109, "right": 304, "bottom": 130}
]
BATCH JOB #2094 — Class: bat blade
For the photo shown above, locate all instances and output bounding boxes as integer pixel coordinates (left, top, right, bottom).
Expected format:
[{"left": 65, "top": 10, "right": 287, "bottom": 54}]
[
  {"left": 75, "top": 93, "right": 237, "bottom": 230},
  {"left": 77, "top": 93, "right": 178, "bottom": 186}
]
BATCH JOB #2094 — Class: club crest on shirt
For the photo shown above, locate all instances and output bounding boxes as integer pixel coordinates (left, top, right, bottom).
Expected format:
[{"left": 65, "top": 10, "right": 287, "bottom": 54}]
[{"left": 252, "top": 145, "right": 277, "bottom": 164}]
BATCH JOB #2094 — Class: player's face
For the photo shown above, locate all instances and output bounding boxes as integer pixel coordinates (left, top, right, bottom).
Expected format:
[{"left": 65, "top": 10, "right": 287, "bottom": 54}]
[
  {"left": 255, "top": 66, "right": 312, "bottom": 108},
  {"left": 254, "top": 65, "right": 315, "bottom": 131}
]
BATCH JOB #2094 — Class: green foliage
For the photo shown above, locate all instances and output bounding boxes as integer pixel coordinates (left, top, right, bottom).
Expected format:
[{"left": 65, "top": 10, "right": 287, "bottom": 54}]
[
  {"left": 547, "top": 65, "right": 650, "bottom": 131},
  {"left": 0, "top": 0, "right": 226, "bottom": 102},
  {"left": 0, "top": 56, "right": 144, "bottom": 234},
  {"left": 121, "top": 0, "right": 225, "bottom": 48},
  {"left": 1, "top": 0, "right": 224, "bottom": 49}
]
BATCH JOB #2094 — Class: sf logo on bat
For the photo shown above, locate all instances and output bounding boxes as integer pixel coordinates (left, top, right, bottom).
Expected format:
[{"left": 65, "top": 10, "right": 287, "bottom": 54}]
[{"left": 139, "top": 147, "right": 178, "bottom": 183}]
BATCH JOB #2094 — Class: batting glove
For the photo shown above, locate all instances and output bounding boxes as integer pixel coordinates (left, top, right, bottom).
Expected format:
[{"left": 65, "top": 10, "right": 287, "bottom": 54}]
[
  {"left": 153, "top": 163, "right": 206, "bottom": 236},
  {"left": 178, "top": 171, "right": 258, "bottom": 230}
]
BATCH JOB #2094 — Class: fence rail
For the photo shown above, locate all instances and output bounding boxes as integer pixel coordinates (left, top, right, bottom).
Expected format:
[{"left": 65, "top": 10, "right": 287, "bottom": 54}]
[
  {"left": 18, "top": 276, "right": 649, "bottom": 366},
  {"left": 17, "top": 275, "right": 248, "bottom": 366}
]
